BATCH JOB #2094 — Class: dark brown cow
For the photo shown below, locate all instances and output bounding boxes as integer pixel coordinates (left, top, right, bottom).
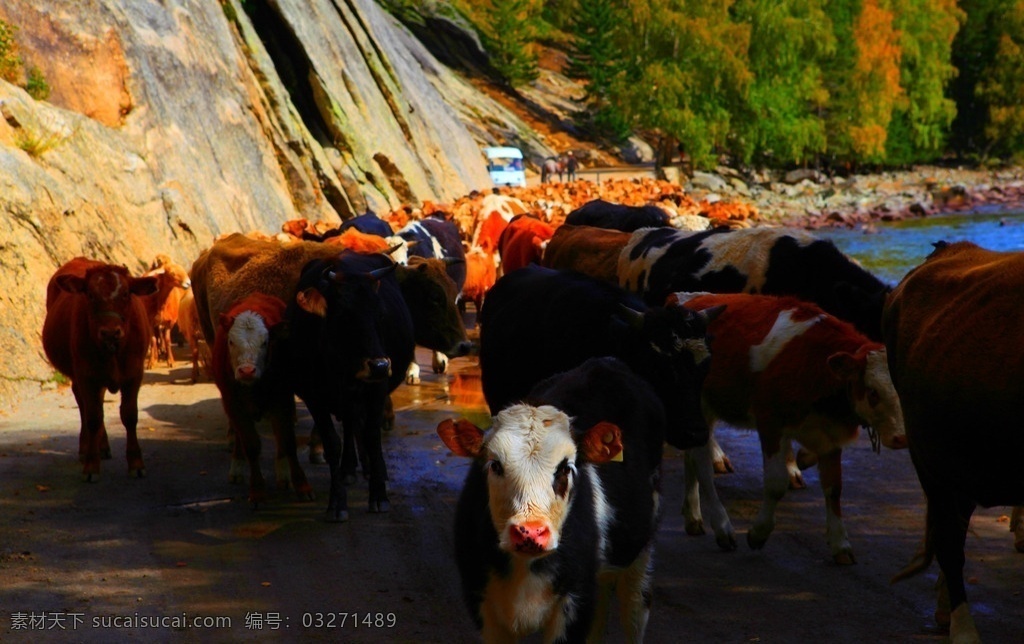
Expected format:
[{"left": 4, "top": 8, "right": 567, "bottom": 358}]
[
  {"left": 884, "top": 241, "right": 1024, "bottom": 642},
  {"left": 42, "top": 258, "right": 158, "bottom": 480}
]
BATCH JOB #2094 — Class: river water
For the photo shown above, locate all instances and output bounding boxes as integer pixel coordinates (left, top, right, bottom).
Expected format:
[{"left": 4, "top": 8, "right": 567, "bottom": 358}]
[{"left": 818, "top": 210, "right": 1024, "bottom": 285}]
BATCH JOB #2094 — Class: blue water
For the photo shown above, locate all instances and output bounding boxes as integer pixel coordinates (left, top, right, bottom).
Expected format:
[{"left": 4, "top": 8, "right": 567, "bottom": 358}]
[{"left": 818, "top": 211, "right": 1024, "bottom": 285}]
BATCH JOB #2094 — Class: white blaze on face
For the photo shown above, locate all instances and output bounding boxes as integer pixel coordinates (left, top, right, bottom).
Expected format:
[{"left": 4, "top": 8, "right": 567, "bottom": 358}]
[
  {"left": 228, "top": 311, "right": 270, "bottom": 383},
  {"left": 853, "top": 349, "right": 906, "bottom": 449},
  {"left": 750, "top": 308, "right": 825, "bottom": 373},
  {"left": 484, "top": 405, "right": 581, "bottom": 555}
]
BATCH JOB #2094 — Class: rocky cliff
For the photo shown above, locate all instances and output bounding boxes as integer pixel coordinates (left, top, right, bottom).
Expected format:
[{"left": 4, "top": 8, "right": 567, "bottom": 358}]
[{"left": 0, "top": 0, "right": 535, "bottom": 409}]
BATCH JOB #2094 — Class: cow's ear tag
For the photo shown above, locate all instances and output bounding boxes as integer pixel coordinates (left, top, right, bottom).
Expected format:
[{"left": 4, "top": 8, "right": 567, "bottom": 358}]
[{"left": 581, "top": 421, "right": 624, "bottom": 463}]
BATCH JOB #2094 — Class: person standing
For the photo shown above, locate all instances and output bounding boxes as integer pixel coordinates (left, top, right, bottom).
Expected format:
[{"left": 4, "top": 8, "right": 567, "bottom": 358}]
[{"left": 565, "top": 151, "right": 579, "bottom": 182}]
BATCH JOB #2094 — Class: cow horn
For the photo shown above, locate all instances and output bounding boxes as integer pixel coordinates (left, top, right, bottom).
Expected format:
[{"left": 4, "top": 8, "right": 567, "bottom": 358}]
[
  {"left": 700, "top": 304, "right": 727, "bottom": 325},
  {"left": 444, "top": 257, "right": 466, "bottom": 266},
  {"left": 617, "top": 305, "right": 645, "bottom": 329},
  {"left": 367, "top": 263, "right": 397, "bottom": 280},
  {"left": 385, "top": 243, "right": 405, "bottom": 256}
]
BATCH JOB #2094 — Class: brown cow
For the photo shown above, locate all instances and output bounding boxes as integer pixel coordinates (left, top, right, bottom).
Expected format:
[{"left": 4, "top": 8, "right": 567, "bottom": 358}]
[
  {"left": 42, "top": 258, "right": 158, "bottom": 480},
  {"left": 175, "top": 289, "right": 210, "bottom": 384},
  {"left": 142, "top": 256, "right": 192, "bottom": 369},
  {"left": 884, "top": 241, "right": 1024, "bottom": 642},
  {"left": 541, "top": 224, "right": 631, "bottom": 284},
  {"left": 460, "top": 246, "right": 498, "bottom": 315},
  {"left": 496, "top": 215, "right": 557, "bottom": 274}
]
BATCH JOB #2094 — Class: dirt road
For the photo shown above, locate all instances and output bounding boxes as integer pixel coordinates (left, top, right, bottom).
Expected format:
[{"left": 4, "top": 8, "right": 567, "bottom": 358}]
[{"left": 1, "top": 347, "right": 1022, "bottom": 643}]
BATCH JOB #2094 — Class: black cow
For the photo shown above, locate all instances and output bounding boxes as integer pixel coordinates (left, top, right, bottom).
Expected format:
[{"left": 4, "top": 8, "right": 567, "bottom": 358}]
[
  {"left": 619, "top": 226, "right": 890, "bottom": 341},
  {"left": 337, "top": 211, "right": 393, "bottom": 237},
  {"left": 438, "top": 356, "right": 664, "bottom": 641},
  {"left": 565, "top": 199, "right": 671, "bottom": 232},
  {"left": 397, "top": 215, "right": 468, "bottom": 380},
  {"left": 479, "top": 264, "right": 719, "bottom": 450},
  {"left": 281, "top": 251, "right": 415, "bottom": 521},
  {"left": 884, "top": 241, "right": 1024, "bottom": 641}
]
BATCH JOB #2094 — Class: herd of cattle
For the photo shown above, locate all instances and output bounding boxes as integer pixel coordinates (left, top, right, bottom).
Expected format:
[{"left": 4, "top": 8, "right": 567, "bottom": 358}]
[{"left": 39, "top": 193, "right": 1023, "bottom": 643}]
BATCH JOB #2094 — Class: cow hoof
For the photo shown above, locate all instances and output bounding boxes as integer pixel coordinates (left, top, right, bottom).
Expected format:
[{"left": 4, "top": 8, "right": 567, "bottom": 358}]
[
  {"left": 308, "top": 447, "right": 325, "bottom": 465},
  {"left": 833, "top": 550, "right": 856, "bottom": 565},
  {"left": 716, "top": 533, "right": 738, "bottom": 551},
  {"left": 713, "top": 456, "right": 734, "bottom": 474},
  {"left": 82, "top": 471, "right": 101, "bottom": 483},
  {"left": 405, "top": 374, "right": 420, "bottom": 385},
  {"left": 129, "top": 467, "right": 146, "bottom": 479},
  {"left": 369, "top": 499, "right": 391, "bottom": 514},
  {"left": 325, "top": 508, "right": 350, "bottom": 523},
  {"left": 789, "top": 472, "right": 807, "bottom": 490},
  {"left": 747, "top": 531, "right": 769, "bottom": 551},
  {"left": 684, "top": 519, "right": 706, "bottom": 536}
]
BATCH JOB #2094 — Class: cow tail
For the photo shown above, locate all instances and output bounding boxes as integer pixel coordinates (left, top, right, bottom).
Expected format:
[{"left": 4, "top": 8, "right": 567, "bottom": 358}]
[{"left": 890, "top": 503, "right": 935, "bottom": 584}]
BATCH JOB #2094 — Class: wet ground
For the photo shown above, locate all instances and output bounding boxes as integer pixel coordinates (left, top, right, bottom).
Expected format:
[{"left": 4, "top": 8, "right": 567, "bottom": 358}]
[{"left": 1, "top": 345, "right": 1022, "bottom": 643}]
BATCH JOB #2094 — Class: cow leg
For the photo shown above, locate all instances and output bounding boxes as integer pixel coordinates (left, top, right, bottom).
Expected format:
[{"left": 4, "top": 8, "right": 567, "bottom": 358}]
[
  {"left": 928, "top": 491, "right": 979, "bottom": 643},
  {"left": 350, "top": 390, "right": 390, "bottom": 513},
  {"left": 75, "top": 381, "right": 106, "bottom": 482},
  {"left": 786, "top": 441, "right": 807, "bottom": 490},
  {"left": 163, "top": 326, "right": 174, "bottom": 368},
  {"left": 307, "top": 426, "right": 325, "bottom": 464},
  {"left": 591, "top": 568, "right": 616, "bottom": 641},
  {"left": 748, "top": 435, "right": 790, "bottom": 551},
  {"left": 683, "top": 438, "right": 737, "bottom": 550},
  {"left": 310, "top": 405, "right": 347, "bottom": 522},
  {"left": 615, "top": 543, "right": 654, "bottom": 643},
  {"left": 710, "top": 435, "right": 734, "bottom": 474},
  {"left": 818, "top": 449, "right": 854, "bottom": 564},
  {"left": 146, "top": 334, "right": 157, "bottom": 370},
  {"left": 118, "top": 378, "right": 146, "bottom": 478},
  {"left": 432, "top": 350, "right": 448, "bottom": 375},
  {"left": 1011, "top": 506, "right": 1024, "bottom": 553},
  {"left": 227, "top": 418, "right": 248, "bottom": 485},
  {"left": 235, "top": 416, "right": 267, "bottom": 508},
  {"left": 271, "top": 398, "right": 313, "bottom": 501}
]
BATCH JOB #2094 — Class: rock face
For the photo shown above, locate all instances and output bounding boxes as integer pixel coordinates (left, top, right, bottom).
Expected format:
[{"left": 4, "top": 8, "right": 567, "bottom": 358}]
[{"left": 0, "top": 0, "right": 496, "bottom": 409}]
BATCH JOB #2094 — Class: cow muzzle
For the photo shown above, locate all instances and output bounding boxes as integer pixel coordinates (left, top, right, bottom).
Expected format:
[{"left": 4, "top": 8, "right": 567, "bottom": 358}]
[
  {"left": 508, "top": 521, "right": 551, "bottom": 556},
  {"left": 447, "top": 340, "right": 475, "bottom": 358},
  {"left": 234, "top": 364, "right": 258, "bottom": 383},
  {"left": 98, "top": 326, "right": 124, "bottom": 352},
  {"left": 357, "top": 357, "right": 392, "bottom": 382}
]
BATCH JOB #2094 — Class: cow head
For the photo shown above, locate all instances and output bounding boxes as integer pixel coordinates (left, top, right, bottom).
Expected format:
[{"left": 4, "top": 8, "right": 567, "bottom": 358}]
[
  {"left": 438, "top": 406, "right": 622, "bottom": 558},
  {"left": 56, "top": 266, "right": 158, "bottom": 353},
  {"left": 218, "top": 298, "right": 286, "bottom": 384},
  {"left": 614, "top": 302, "right": 724, "bottom": 450},
  {"left": 295, "top": 255, "right": 398, "bottom": 383},
  {"left": 395, "top": 257, "right": 472, "bottom": 358},
  {"left": 145, "top": 260, "right": 192, "bottom": 291},
  {"left": 828, "top": 346, "right": 907, "bottom": 450}
]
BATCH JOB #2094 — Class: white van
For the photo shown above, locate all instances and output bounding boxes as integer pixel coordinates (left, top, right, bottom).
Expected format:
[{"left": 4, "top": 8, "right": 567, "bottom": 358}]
[{"left": 484, "top": 147, "right": 527, "bottom": 188}]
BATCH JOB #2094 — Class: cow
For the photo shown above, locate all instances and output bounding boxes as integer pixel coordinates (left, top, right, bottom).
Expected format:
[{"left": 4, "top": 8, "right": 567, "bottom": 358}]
[
  {"left": 565, "top": 199, "right": 671, "bottom": 232},
  {"left": 211, "top": 293, "right": 311, "bottom": 506},
  {"left": 496, "top": 214, "right": 557, "bottom": 275},
  {"left": 619, "top": 226, "right": 891, "bottom": 342},
  {"left": 190, "top": 233, "right": 469, "bottom": 459},
  {"left": 438, "top": 356, "right": 664, "bottom": 642},
  {"left": 41, "top": 258, "right": 158, "bottom": 480},
  {"left": 142, "top": 256, "right": 192, "bottom": 369},
  {"left": 460, "top": 246, "right": 498, "bottom": 315},
  {"left": 337, "top": 211, "right": 394, "bottom": 237},
  {"left": 620, "top": 226, "right": 893, "bottom": 486},
  {"left": 280, "top": 251, "right": 415, "bottom": 521},
  {"left": 175, "top": 288, "right": 209, "bottom": 384},
  {"left": 674, "top": 292, "right": 907, "bottom": 563},
  {"left": 479, "top": 264, "right": 720, "bottom": 452},
  {"left": 396, "top": 215, "right": 468, "bottom": 379},
  {"left": 541, "top": 224, "right": 632, "bottom": 285},
  {"left": 883, "top": 241, "right": 1024, "bottom": 642}
]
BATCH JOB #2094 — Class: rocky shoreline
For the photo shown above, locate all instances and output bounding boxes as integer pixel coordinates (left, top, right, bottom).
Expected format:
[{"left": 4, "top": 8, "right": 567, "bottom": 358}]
[{"left": 684, "top": 165, "right": 1024, "bottom": 231}]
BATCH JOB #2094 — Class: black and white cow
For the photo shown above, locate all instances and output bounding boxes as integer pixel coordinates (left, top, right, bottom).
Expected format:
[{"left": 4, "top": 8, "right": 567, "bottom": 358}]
[
  {"left": 439, "top": 357, "right": 664, "bottom": 642},
  {"left": 280, "top": 250, "right": 415, "bottom": 521},
  {"left": 619, "top": 226, "right": 890, "bottom": 341},
  {"left": 479, "top": 264, "right": 720, "bottom": 451},
  {"left": 397, "top": 214, "right": 468, "bottom": 381},
  {"left": 565, "top": 199, "right": 671, "bottom": 232}
]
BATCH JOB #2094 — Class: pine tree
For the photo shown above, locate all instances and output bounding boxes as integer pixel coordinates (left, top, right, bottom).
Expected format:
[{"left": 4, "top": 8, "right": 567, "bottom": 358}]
[
  {"left": 567, "top": 0, "right": 630, "bottom": 139},
  {"left": 481, "top": 0, "right": 540, "bottom": 87}
]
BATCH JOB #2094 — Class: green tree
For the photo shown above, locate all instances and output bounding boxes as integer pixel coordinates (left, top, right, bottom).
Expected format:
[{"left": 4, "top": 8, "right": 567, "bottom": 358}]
[
  {"left": 567, "top": 0, "right": 630, "bottom": 138},
  {"left": 480, "top": 0, "right": 540, "bottom": 87},
  {"left": 974, "top": 0, "right": 1024, "bottom": 158},
  {"left": 885, "top": 0, "right": 963, "bottom": 164},
  {"left": 730, "top": 0, "right": 834, "bottom": 165}
]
